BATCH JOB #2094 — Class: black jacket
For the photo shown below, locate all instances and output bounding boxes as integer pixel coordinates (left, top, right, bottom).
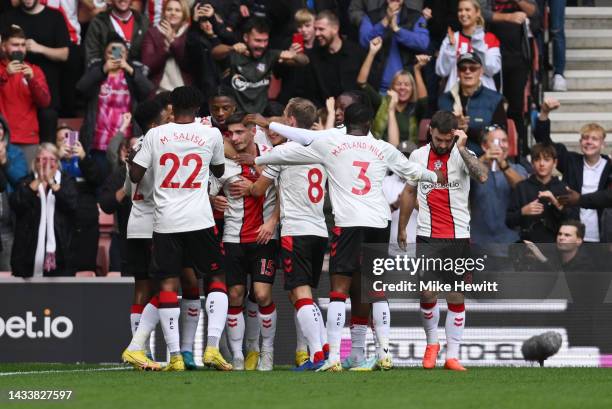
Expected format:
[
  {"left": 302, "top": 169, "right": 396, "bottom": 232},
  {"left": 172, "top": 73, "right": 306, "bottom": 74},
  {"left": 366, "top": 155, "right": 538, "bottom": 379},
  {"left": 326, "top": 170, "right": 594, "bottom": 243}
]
[
  {"left": 76, "top": 61, "right": 153, "bottom": 152},
  {"left": 10, "top": 173, "right": 78, "bottom": 277},
  {"left": 302, "top": 39, "right": 366, "bottom": 106},
  {"left": 99, "top": 167, "right": 131, "bottom": 273},
  {"left": 534, "top": 118, "right": 612, "bottom": 221},
  {"left": 506, "top": 175, "right": 572, "bottom": 243}
]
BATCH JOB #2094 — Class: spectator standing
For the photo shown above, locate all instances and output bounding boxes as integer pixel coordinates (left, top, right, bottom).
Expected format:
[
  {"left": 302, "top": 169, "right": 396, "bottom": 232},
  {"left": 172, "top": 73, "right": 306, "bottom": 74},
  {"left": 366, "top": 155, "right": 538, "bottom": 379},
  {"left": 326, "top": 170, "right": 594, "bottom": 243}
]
[
  {"left": 357, "top": 37, "right": 429, "bottom": 144},
  {"left": 0, "top": 0, "right": 70, "bottom": 143},
  {"left": 534, "top": 98, "right": 612, "bottom": 243},
  {"left": 186, "top": 2, "right": 237, "bottom": 110},
  {"left": 548, "top": 0, "right": 566, "bottom": 91},
  {"left": 10, "top": 143, "right": 78, "bottom": 277},
  {"left": 141, "top": 0, "right": 192, "bottom": 94},
  {"left": 436, "top": 0, "right": 501, "bottom": 93},
  {"left": 303, "top": 10, "right": 365, "bottom": 106},
  {"left": 76, "top": 35, "right": 153, "bottom": 177},
  {"left": 56, "top": 126, "right": 105, "bottom": 274},
  {"left": 0, "top": 25, "right": 51, "bottom": 165},
  {"left": 488, "top": 0, "right": 538, "bottom": 154},
  {"left": 211, "top": 17, "right": 309, "bottom": 114},
  {"left": 0, "top": 116, "right": 28, "bottom": 271},
  {"left": 438, "top": 52, "right": 506, "bottom": 156},
  {"left": 359, "top": 0, "right": 429, "bottom": 92},
  {"left": 84, "top": 0, "right": 149, "bottom": 66},
  {"left": 506, "top": 143, "right": 570, "bottom": 243}
]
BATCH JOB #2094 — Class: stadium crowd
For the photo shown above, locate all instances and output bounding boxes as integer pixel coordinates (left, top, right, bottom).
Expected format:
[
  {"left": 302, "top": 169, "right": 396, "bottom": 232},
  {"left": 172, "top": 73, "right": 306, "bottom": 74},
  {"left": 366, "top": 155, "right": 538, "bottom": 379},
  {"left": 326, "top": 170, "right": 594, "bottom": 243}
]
[{"left": 0, "top": 0, "right": 610, "bottom": 371}]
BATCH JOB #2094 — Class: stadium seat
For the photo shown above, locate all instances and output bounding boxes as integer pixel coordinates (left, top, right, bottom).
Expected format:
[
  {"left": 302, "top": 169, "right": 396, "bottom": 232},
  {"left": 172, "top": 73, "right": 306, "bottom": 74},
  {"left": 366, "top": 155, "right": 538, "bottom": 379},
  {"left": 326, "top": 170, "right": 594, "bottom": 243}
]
[
  {"left": 418, "top": 119, "right": 431, "bottom": 146},
  {"left": 97, "top": 207, "right": 115, "bottom": 276},
  {"left": 0, "top": 271, "right": 12, "bottom": 278},
  {"left": 75, "top": 271, "right": 96, "bottom": 278},
  {"left": 506, "top": 119, "right": 518, "bottom": 158}
]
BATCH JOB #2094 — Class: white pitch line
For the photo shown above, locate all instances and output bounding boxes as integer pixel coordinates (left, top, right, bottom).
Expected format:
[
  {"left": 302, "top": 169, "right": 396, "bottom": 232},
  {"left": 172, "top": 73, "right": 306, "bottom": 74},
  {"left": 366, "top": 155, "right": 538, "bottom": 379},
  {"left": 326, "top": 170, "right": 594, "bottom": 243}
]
[{"left": 0, "top": 366, "right": 131, "bottom": 377}]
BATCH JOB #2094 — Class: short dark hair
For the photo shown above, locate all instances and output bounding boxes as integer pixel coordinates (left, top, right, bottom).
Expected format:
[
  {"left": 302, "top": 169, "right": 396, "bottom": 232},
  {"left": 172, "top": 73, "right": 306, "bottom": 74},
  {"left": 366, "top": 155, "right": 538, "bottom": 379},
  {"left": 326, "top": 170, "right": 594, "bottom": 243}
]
[
  {"left": 134, "top": 99, "right": 164, "bottom": 134},
  {"left": 242, "top": 17, "right": 270, "bottom": 35},
  {"left": 344, "top": 103, "right": 373, "bottom": 129},
  {"left": 208, "top": 85, "right": 236, "bottom": 103},
  {"left": 560, "top": 220, "right": 586, "bottom": 240},
  {"left": 225, "top": 111, "right": 247, "bottom": 127},
  {"left": 154, "top": 91, "right": 172, "bottom": 108},
  {"left": 530, "top": 143, "right": 557, "bottom": 161},
  {"left": 430, "top": 111, "right": 458, "bottom": 134},
  {"left": 105, "top": 33, "right": 127, "bottom": 49},
  {"left": 170, "top": 86, "right": 203, "bottom": 117},
  {"left": 315, "top": 10, "right": 339, "bottom": 27},
  {"left": 1, "top": 24, "right": 25, "bottom": 42},
  {"left": 286, "top": 98, "right": 317, "bottom": 129},
  {"left": 339, "top": 90, "right": 366, "bottom": 106},
  {"left": 264, "top": 101, "right": 285, "bottom": 117}
]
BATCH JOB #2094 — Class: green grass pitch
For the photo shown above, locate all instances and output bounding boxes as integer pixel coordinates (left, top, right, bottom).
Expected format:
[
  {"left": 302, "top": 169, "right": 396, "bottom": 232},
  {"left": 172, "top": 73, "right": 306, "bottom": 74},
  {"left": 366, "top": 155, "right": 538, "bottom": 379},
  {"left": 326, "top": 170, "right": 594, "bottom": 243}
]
[{"left": 1, "top": 364, "right": 612, "bottom": 409}]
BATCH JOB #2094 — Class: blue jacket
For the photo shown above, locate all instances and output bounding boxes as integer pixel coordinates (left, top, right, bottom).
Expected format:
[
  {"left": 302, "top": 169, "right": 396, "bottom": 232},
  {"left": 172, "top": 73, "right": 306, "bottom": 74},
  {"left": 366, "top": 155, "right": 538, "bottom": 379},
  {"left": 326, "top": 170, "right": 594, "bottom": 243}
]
[
  {"left": 0, "top": 115, "right": 28, "bottom": 192},
  {"left": 438, "top": 85, "right": 505, "bottom": 154}
]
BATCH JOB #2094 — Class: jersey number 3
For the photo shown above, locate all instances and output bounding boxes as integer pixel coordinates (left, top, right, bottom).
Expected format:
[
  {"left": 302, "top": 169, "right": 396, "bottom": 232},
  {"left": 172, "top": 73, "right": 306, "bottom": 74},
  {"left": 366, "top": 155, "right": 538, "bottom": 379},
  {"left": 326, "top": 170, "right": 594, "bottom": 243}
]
[
  {"left": 160, "top": 153, "right": 203, "bottom": 189},
  {"left": 351, "top": 161, "right": 371, "bottom": 195}
]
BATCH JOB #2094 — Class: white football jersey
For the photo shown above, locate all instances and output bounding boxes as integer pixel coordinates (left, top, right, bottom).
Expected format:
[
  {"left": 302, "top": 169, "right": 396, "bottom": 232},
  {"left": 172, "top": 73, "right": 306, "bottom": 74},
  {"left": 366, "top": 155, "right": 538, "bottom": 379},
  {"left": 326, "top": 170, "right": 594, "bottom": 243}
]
[
  {"left": 256, "top": 124, "right": 438, "bottom": 229},
  {"left": 125, "top": 137, "right": 155, "bottom": 239},
  {"left": 262, "top": 145, "right": 328, "bottom": 238},
  {"left": 133, "top": 122, "right": 224, "bottom": 233},
  {"left": 209, "top": 144, "right": 277, "bottom": 243},
  {"left": 407, "top": 144, "right": 472, "bottom": 239}
]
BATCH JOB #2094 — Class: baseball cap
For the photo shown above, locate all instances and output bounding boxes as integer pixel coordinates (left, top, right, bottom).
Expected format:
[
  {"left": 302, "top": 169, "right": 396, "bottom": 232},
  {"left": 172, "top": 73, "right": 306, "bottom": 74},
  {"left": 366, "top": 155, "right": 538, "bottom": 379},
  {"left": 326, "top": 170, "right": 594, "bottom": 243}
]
[{"left": 457, "top": 52, "right": 482, "bottom": 66}]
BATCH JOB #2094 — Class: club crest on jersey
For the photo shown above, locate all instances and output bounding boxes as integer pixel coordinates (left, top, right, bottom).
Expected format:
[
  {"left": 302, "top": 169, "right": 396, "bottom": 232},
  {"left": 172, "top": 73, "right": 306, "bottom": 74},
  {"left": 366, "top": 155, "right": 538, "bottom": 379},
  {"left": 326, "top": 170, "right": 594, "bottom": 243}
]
[{"left": 433, "top": 160, "right": 443, "bottom": 170}]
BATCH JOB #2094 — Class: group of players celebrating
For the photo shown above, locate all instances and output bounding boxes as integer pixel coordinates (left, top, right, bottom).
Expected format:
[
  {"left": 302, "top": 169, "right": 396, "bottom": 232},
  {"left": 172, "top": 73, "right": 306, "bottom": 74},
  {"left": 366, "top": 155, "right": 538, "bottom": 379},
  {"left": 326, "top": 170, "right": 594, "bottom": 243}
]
[{"left": 121, "top": 84, "right": 486, "bottom": 372}]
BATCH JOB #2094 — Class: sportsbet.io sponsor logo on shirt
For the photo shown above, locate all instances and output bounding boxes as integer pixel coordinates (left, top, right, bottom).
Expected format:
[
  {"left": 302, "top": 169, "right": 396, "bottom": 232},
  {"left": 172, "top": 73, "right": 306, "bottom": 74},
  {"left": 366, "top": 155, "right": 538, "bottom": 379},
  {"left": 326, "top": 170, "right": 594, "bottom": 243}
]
[
  {"left": 231, "top": 73, "right": 270, "bottom": 92},
  {"left": 0, "top": 309, "right": 74, "bottom": 339}
]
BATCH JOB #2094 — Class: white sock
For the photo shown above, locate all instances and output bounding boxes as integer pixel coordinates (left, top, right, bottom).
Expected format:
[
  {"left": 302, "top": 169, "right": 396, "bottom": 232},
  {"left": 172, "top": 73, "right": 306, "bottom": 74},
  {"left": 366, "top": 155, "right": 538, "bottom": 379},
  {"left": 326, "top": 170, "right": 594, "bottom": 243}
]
[
  {"left": 205, "top": 290, "right": 228, "bottom": 348},
  {"left": 245, "top": 297, "right": 260, "bottom": 352},
  {"left": 373, "top": 301, "right": 391, "bottom": 359},
  {"left": 420, "top": 301, "right": 440, "bottom": 345},
  {"left": 180, "top": 298, "right": 201, "bottom": 353},
  {"left": 294, "top": 310, "right": 308, "bottom": 353},
  {"left": 226, "top": 306, "right": 245, "bottom": 359},
  {"left": 445, "top": 303, "right": 465, "bottom": 360},
  {"left": 349, "top": 318, "right": 368, "bottom": 362},
  {"left": 128, "top": 300, "right": 159, "bottom": 351},
  {"left": 313, "top": 303, "right": 327, "bottom": 346},
  {"left": 327, "top": 293, "right": 347, "bottom": 362},
  {"left": 259, "top": 303, "right": 277, "bottom": 353},
  {"left": 295, "top": 299, "right": 324, "bottom": 362},
  {"left": 158, "top": 292, "right": 180, "bottom": 355},
  {"left": 130, "top": 310, "right": 142, "bottom": 336}
]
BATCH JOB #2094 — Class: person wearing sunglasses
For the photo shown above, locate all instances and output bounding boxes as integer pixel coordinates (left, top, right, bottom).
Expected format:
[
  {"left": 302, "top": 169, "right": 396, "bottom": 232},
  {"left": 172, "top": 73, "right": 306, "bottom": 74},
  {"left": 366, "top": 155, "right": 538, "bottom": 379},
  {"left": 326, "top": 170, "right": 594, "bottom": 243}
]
[{"left": 438, "top": 52, "right": 507, "bottom": 156}]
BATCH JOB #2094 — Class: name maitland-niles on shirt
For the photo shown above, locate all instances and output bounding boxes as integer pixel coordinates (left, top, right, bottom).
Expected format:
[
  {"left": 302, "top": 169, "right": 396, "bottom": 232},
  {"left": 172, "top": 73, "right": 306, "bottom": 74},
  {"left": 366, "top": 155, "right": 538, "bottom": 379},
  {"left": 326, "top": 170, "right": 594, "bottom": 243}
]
[{"left": 330, "top": 141, "right": 384, "bottom": 160}]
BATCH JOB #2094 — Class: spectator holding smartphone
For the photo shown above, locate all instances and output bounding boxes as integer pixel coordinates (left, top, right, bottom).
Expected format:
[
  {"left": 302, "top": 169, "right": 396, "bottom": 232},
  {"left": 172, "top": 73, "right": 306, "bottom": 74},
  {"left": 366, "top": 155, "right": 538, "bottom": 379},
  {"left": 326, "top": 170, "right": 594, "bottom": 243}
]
[
  {"left": 56, "top": 125, "right": 106, "bottom": 274},
  {"left": 77, "top": 34, "right": 153, "bottom": 177},
  {"left": 0, "top": 24, "right": 51, "bottom": 165},
  {"left": 506, "top": 143, "right": 571, "bottom": 243},
  {"left": 141, "top": 0, "right": 192, "bottom": 94},
  {"left": 10, "top": 143, "right": 78, "bottom": 277}
]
